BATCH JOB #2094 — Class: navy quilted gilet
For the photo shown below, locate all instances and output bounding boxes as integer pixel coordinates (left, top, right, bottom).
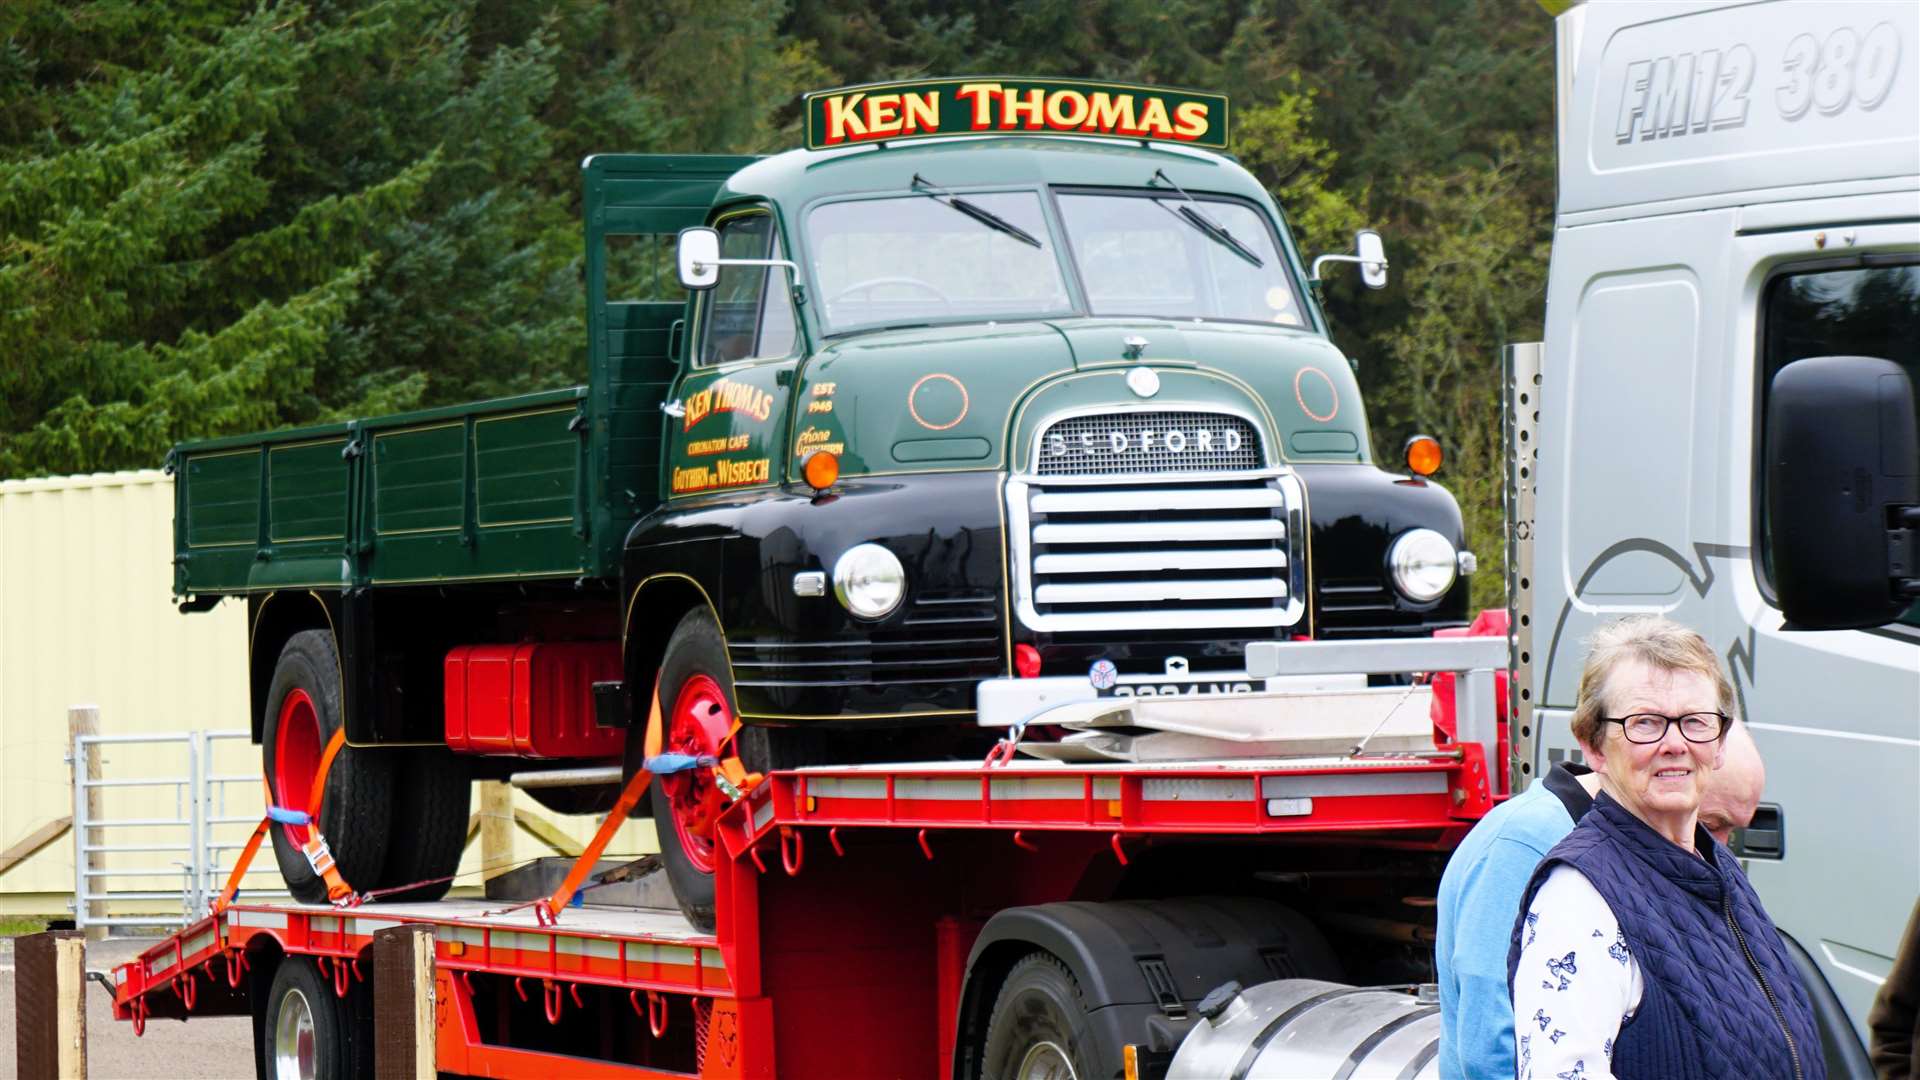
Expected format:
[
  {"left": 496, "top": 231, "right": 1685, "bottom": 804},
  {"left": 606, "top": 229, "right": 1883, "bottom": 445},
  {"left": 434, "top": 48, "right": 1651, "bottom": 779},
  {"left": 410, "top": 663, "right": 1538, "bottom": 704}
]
[{"left": 1508, "top": 791, "right": 1824, "bottom": 1080}]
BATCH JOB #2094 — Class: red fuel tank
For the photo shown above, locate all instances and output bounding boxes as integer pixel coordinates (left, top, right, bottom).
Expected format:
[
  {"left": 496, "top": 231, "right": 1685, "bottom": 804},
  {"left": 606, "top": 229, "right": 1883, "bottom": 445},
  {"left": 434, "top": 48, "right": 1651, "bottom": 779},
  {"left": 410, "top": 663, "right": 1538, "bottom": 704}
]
[{"left": 444, "top": 642, "right": 623, "bottom": 759}]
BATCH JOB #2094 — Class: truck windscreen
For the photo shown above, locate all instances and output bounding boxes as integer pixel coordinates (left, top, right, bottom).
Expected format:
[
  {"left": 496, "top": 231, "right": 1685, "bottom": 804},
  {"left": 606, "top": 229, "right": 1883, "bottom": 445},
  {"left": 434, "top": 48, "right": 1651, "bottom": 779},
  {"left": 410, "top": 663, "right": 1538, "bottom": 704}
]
[
  {"left": 1055, "top": 193, "right": 1305, "bottom": 327},
  {"left": 808, "top": 191, "right": 1072, "bottom": 334}
]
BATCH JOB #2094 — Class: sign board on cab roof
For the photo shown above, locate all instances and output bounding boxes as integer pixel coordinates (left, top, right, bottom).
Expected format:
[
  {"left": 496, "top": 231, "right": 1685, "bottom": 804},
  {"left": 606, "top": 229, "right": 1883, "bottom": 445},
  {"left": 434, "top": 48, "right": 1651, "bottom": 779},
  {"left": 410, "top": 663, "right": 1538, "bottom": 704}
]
[{"left": 803, "top": 78, "right": 1230, "bottom": 151}]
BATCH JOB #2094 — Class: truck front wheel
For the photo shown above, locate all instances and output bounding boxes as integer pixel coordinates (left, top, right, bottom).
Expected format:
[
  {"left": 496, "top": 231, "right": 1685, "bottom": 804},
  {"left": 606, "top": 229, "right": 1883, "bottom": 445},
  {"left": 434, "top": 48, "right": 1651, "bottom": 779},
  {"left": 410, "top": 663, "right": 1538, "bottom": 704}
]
[
  {"left": 646, "top": 609, "right": 738, "bottom": 929},
  {"left": 261, "top": 631, "right": 395, "bottom": 904},
  {"left": 979, "top": 953, "right": 1099, "bottom": 1080}
]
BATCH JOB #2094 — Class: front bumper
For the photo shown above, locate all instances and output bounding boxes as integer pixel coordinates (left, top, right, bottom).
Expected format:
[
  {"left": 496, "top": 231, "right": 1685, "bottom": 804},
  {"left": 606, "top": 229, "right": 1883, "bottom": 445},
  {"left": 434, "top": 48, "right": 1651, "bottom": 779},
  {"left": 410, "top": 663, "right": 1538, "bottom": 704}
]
[{"left": 974, "top": 636, "right": 1507, "bottom": 767}]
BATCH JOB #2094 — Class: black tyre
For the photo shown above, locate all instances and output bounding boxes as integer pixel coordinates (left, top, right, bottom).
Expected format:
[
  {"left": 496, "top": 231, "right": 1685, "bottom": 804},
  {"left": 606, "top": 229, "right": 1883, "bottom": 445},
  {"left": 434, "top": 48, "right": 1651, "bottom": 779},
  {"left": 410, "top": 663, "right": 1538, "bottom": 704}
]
[
  {"left": 369, "top": 746, "right": 469, "bottom": 902},
  {"left": 262, "top": 631, "right": 395, "bottom": 904},
  {"left": 639, "top": 609, "right": 737, "bottom": 930},
  {"left": 259, "top": 956, "right": 372, "bottom": 1080},
  {"left": 979, "top": 953, "right": 1100, "bottom": 1080}
]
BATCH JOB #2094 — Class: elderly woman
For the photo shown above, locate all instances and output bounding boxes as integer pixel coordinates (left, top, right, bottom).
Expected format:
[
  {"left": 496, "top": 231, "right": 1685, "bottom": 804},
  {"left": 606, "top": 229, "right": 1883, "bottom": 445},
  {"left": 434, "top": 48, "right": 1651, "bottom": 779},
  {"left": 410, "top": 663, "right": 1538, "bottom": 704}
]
[{"left": 1508, "top": 615, "right": 1823, "bottom": 1080}]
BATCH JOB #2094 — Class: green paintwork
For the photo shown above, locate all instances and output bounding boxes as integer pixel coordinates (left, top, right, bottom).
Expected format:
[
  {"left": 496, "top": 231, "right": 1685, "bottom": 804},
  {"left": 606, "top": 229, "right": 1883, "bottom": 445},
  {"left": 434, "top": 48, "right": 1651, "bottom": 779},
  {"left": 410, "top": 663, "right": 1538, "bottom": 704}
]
[
  {"left": 804, "top": 78, "right": 1228, "bottom": 150},
  {"left": 785, "top": 318, "right": 1367, "bottom": 481},
  {"left": 175, "top": 130, "right": 1376, "bottom": 599},
  {"left": 176, "top": 388, "right": 588, "bottom": 593},
  {"left": 665, "top": 362, "right": 790, "bottom": 497},
  {"left": 183, "top": 451, "right": 261, "bottom": 548},
  {"left": 581, "top": 154, "right": 759, "bottom": 568},
  {"left": 176, "top": 155, "right": 752, "bottom": 595},
  {"left": 791, "top": 322, "right": 1076, "bottom": 476},
  {"left": 267, "top": 441, "right": 348, "bottom": 542}
]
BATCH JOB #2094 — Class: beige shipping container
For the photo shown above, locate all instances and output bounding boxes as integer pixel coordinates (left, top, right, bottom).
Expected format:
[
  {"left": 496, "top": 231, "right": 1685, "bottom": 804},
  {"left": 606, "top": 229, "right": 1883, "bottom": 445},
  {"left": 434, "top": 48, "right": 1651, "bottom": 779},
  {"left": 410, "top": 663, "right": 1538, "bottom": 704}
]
[{"left": 0, "top": 470, "right": 653, "bottom": 919}]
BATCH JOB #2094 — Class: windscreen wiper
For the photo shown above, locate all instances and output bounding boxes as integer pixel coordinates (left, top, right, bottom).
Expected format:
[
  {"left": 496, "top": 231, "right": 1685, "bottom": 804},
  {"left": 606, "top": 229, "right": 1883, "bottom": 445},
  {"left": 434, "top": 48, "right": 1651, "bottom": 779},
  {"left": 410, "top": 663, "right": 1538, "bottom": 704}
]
[
  {"left": 911, "top": 174, "right": 1043, "bottom": 248},
  {"left": 1150, "top": 168, "right": 1263, "bottom": 269}
]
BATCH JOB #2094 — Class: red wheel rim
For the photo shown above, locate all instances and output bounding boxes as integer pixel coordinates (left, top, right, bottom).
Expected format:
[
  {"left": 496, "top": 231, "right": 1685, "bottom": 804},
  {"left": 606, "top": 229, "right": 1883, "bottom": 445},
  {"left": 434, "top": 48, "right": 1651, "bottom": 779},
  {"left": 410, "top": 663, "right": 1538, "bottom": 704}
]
[
  {"left": 663, "top": 674, "right": 734, "bottom": 875},
  {"left": 273, "top": 689, "right": 321, "bottom": 847}
]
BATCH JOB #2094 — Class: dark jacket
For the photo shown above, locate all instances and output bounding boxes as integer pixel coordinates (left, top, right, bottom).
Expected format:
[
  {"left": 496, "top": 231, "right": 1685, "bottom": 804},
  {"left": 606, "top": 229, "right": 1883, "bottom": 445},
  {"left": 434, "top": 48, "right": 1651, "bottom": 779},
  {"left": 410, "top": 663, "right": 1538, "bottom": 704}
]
[
  {"left": 1871, "top": 897, "right": 1920, "bottom": 1080},
  {"left": 1508, "top": 791, "right": 1825, "bottom": 1080}
]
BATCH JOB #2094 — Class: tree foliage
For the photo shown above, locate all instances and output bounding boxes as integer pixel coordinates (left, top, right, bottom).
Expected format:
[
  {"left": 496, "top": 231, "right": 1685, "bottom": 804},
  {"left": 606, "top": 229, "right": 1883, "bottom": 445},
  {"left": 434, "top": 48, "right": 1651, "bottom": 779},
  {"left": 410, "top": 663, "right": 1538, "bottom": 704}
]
[{"left": 1, "top": 0, "right": 1554, "bottom": 603}]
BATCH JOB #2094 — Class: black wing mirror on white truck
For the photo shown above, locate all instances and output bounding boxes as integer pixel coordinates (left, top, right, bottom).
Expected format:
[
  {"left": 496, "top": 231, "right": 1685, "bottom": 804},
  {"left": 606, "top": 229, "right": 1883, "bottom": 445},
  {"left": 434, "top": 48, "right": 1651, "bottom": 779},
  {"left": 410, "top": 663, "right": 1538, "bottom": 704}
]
[{"left": 1766, "top": 355, "right": 1920, "bottom": 630}]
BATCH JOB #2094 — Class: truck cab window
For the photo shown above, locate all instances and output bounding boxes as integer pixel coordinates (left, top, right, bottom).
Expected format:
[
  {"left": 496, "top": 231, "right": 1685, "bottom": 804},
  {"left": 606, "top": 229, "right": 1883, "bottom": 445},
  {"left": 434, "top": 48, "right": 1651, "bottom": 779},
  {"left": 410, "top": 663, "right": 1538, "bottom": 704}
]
[
  {"left": 699, "top": 212, "right": 796, "bottom": 365},
  {"left": 807, "top": 191, "right": 1071, "bottom": 334},
  {"left": 1056, "top": 193, "right": 1304, "bottom": 326},
  {"left": 1761, "top": 262, "right": 1920, "bottom": 627}
]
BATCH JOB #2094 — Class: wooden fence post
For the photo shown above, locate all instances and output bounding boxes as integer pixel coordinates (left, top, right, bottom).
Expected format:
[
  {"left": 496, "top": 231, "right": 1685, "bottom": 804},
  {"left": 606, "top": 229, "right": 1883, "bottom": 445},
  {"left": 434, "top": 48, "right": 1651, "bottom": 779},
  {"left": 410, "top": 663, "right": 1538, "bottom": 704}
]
[
  {"left": 373, "top": 925, "right": 436, "bottom": 1079},
  {"left": 480, "top": 780, "right": 513, "bottom": 880},
  {"left": 15, "top": 929, "right": 88, "bottom": 1079},
  {"left": 68, "top": 705, "right": 105, "bottom": 939}
]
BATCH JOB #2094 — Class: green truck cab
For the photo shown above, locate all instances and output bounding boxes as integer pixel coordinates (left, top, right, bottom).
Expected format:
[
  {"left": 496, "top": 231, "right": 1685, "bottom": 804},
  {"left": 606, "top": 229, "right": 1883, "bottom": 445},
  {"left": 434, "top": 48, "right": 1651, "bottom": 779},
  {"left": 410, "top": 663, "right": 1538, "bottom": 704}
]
[{"left": 171, "top": 80, "right": 1470, "bottom": 925}]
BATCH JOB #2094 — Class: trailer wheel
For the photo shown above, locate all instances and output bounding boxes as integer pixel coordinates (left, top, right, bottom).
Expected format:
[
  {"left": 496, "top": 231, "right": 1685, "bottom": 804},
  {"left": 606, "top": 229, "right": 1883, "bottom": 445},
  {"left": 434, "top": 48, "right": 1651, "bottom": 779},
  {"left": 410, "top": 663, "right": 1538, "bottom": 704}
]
[
  {"left": 979, "top": 953, "right": 1099, "bottom": 1080},
  {"left": 370, "top": 746, "right": 468, "bottom": 902},
  {"left": 262, "top": 631, "right": 395, "bottom": 904},
  {"left": 646, "top": 609, "right": 736, "bottom": 929},
  {"left": 262, "top": 956, "right": 370, "bottom": 1080}
]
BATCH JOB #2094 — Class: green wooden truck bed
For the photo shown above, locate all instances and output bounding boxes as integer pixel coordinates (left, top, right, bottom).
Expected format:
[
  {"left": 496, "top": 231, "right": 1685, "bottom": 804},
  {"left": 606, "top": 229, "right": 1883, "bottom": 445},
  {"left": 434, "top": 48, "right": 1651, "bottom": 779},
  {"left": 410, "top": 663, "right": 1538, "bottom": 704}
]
[{"left": 172, "top": 386, "right": 597, "bottom": 594}]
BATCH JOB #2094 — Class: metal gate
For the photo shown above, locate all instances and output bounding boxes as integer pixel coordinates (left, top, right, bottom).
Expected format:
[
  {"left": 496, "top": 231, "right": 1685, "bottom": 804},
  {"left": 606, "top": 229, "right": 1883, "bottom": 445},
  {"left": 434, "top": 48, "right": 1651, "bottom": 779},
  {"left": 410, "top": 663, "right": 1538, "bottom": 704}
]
[{"left": 70, "top": 729, "right": 288, "bottom": 930}]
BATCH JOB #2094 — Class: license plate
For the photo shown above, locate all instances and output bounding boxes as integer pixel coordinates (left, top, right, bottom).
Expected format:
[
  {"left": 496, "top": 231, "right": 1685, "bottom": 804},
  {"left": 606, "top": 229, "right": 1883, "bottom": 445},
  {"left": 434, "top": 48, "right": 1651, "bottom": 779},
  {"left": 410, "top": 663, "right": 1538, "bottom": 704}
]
[{"left": 1106, "top": 679, "right": 1261, "bottom": 699}]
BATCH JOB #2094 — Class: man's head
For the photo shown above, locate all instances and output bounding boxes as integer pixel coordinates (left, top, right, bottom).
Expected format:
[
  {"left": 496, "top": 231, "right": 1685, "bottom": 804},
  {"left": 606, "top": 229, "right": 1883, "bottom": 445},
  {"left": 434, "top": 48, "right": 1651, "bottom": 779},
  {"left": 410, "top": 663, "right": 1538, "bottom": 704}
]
[{"left": 1698, "top": 720, "right": 1766, "bottom": 844}]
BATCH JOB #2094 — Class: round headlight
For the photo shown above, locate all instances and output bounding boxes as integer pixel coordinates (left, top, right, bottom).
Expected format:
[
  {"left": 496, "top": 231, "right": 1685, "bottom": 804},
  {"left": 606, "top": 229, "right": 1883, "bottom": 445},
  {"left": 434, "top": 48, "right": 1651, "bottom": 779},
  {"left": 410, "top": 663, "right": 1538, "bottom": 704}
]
[
  {"left": 1388, "top": 528, "right": 1458, "bottom": 603},
  {"left": 833, "top": 543, "right": 906, "bottom": 619}
]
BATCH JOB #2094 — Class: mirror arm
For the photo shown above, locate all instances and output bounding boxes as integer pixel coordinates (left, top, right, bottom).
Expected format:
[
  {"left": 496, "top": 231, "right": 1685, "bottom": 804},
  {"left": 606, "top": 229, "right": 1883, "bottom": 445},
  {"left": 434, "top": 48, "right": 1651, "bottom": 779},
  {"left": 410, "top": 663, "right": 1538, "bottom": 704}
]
[
  {"left": 693, "top": 256, "right": 799, "bottom": 274},
  {"left": 1309, "top": 252, "right": 1387, "bottom": 284},
  {"left": 1894, "top": 504, "right": 1920, "bottom": 598}
]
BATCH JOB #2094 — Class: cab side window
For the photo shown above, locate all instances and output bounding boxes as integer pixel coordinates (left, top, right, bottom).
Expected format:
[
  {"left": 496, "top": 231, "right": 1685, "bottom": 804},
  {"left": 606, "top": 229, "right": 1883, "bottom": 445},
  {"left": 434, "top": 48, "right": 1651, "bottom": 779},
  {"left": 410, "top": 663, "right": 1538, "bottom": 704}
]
[
  {"left": 698, "top": 212, "right": 797, "bottom": 366},
  {"left": 1760, "top": 261, "right": 1920, "bottom": 627}
]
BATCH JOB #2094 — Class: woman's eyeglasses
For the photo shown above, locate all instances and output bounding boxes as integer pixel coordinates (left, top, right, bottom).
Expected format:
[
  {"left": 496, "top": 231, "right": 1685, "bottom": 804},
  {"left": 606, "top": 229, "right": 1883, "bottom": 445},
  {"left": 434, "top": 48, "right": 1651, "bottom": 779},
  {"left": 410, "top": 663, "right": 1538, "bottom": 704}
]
[{"left": 1601, "top": 712, "right": 1730, "bottom": 744}]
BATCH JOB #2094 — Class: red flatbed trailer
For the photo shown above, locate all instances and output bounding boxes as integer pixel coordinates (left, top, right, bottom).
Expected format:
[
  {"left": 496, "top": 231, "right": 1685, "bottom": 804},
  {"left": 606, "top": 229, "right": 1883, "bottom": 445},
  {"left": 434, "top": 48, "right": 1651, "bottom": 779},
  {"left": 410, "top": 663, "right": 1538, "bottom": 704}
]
[{"left": 107, "top": 745, "right": 1498, "bottom": 1079}]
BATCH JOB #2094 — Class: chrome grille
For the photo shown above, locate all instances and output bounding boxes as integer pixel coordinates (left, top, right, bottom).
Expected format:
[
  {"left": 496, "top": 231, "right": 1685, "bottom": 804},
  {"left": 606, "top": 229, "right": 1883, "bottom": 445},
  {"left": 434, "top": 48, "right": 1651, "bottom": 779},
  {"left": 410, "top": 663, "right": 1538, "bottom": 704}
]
[
  {"left": 1035, "top": 411, "right": 1262, "bottom": 476},
  {"left": 1007, "top": 470, "right": 1307, "bottom": 633}
]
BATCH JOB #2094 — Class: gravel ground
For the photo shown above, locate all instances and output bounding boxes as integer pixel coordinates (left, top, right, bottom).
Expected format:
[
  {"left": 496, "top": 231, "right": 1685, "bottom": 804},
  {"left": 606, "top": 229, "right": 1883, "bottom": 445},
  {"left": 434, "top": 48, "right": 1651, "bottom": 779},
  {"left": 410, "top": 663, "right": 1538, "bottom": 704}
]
[{"left": 0, "top": 935, "right": 254, "bottom": 1080}]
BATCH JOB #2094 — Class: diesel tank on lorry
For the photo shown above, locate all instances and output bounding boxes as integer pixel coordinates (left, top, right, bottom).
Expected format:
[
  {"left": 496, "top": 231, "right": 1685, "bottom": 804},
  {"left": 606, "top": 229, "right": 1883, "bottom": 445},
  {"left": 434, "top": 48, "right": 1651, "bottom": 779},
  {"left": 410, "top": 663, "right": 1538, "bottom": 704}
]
[{"left": 169, "top": 78, "right": 1473, "bottom": 926}]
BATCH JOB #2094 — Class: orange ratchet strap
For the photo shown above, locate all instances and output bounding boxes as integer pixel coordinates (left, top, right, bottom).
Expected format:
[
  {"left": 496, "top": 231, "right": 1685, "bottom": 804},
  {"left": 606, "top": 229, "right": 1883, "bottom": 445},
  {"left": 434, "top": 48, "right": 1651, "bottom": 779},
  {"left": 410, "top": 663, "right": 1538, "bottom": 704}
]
[
  {"left": 213, "top": 728, "right": 355, "bottom": 914},
  {"left": 540, "top": 686, "right": 762, "bottom": 922},
  {"left": 541, "top": 688, "right": 661, "bottom": 922}
]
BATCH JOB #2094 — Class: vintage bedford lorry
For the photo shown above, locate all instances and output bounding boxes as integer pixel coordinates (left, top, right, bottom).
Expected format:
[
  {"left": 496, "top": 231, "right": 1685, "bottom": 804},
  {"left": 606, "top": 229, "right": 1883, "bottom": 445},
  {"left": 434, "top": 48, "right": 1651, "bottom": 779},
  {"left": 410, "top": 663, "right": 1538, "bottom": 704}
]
[{"left": 169, "top": 78, "right": 1473, "bottom": 926}]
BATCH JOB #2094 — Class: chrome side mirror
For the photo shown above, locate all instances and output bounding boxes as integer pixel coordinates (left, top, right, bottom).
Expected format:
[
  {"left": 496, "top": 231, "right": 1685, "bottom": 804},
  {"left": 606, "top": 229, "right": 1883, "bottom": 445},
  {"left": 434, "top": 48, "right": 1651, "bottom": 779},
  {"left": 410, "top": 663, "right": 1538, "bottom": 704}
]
[
  {"left": 677, "top": 227, "right": 720, "bottom": 291},
  {"left": 1312, "top": 229, "right": 1390, "bottom": 290},
  {"left": 1354, "top": 229, "right": 1388, "bottom": 289}
]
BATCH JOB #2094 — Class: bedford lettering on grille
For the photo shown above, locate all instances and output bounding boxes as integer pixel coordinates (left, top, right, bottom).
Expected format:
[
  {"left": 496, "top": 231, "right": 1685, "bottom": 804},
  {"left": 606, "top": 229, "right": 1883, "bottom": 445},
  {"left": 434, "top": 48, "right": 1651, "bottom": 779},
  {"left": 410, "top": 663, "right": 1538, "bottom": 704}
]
[
  {"left": 1047, "top": 426, "right": 1243, "bottom": 457},
  {"left": 1036, "top": 412, "right": 1262, "bottom": 476}
]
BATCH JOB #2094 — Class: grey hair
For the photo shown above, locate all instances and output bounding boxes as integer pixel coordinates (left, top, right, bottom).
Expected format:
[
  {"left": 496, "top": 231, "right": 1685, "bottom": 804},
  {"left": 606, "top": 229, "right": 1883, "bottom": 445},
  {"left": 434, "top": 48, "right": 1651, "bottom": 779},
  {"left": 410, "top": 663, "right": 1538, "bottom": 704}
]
[{"left": 1569, "top": 615, "right": 1734, "bottom": 749}]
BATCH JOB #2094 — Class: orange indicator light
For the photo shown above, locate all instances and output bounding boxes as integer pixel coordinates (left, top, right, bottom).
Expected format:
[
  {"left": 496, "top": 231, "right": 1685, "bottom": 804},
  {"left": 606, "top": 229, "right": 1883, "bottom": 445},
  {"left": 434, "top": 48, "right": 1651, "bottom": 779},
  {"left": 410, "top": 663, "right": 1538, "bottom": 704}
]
[
  {"left": 803, "top": 450, "right": 840, "bottom": 491},
  {"left": 1404, "top": 434, "right": 1443, "bottom": 477}
]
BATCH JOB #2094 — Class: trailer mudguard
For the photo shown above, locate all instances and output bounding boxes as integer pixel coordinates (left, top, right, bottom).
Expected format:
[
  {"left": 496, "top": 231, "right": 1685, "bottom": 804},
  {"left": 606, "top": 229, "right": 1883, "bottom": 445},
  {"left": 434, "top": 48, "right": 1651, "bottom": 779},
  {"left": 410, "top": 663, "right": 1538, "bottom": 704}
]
[{"left": 955, "top": 897, "right": 1343, "bottom": 1077}]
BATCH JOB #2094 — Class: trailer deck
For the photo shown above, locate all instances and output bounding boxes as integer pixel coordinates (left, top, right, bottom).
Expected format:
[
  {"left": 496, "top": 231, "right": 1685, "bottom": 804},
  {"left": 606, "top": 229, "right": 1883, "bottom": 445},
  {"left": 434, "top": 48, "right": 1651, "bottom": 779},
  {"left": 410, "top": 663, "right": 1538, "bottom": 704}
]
[{"left": 106, "top": 749, "right": 1493, "bottom": 1078}]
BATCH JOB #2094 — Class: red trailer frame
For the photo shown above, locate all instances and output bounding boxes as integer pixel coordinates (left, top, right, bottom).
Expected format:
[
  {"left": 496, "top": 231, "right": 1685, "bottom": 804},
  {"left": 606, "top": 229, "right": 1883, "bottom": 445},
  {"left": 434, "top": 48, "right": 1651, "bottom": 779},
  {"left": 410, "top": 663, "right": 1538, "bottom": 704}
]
[{"left": 108, "top": 743, "right": 1496, "bottom": 1078}]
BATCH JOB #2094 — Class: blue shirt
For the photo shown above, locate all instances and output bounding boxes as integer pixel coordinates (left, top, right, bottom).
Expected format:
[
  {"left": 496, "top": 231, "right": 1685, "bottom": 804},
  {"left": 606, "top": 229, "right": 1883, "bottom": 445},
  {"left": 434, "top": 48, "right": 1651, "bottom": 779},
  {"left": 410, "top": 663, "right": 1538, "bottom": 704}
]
[{"left": 1435, "top": 763, "right": 1592, "bottom": 1080}]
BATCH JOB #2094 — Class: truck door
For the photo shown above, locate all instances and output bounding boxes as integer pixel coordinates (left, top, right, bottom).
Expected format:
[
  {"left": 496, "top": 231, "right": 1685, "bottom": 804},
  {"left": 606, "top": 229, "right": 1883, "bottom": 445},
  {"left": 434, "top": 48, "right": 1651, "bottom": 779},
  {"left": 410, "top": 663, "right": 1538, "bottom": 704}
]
[
  {"left": 1733, "top": 219, "right": 1919, "bottom": 1042},
  {"left": 582, "top": 153, "right": 757, "bottom": 576},
  {"left": 662, "top": 205, "right": 801, "bottom": 501}
]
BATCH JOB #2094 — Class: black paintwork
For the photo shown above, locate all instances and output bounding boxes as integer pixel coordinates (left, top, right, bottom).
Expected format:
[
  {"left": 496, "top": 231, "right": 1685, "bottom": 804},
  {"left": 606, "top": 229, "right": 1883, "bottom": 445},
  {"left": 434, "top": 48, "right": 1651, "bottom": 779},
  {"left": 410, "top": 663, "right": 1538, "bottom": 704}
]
[
  {"left": 624, "top": 471, "right": 1007, "bottom": 723},
  {"left": 1294, "top": 463, "right": 1471, "bottom": 639},
  {"left": 621, "top": 462, "right": 1469, "bottom": 726}
]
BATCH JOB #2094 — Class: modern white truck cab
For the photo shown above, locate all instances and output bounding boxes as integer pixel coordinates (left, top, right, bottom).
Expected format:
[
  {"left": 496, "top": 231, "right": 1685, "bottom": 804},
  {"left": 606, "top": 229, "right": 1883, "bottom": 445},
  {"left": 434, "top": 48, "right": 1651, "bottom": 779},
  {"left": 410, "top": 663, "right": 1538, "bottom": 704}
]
[{"left": 1519, "top": 0, "right": 1919, "bottom": 1070}]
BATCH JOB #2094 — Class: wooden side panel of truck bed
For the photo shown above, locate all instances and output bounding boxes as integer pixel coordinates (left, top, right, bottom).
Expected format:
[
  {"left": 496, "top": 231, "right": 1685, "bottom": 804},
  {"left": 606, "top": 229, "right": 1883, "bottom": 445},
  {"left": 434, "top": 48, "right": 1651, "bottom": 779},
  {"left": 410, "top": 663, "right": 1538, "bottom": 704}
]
[{"left": 172, "top": 386, "right": 592, "bottom": 595}]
